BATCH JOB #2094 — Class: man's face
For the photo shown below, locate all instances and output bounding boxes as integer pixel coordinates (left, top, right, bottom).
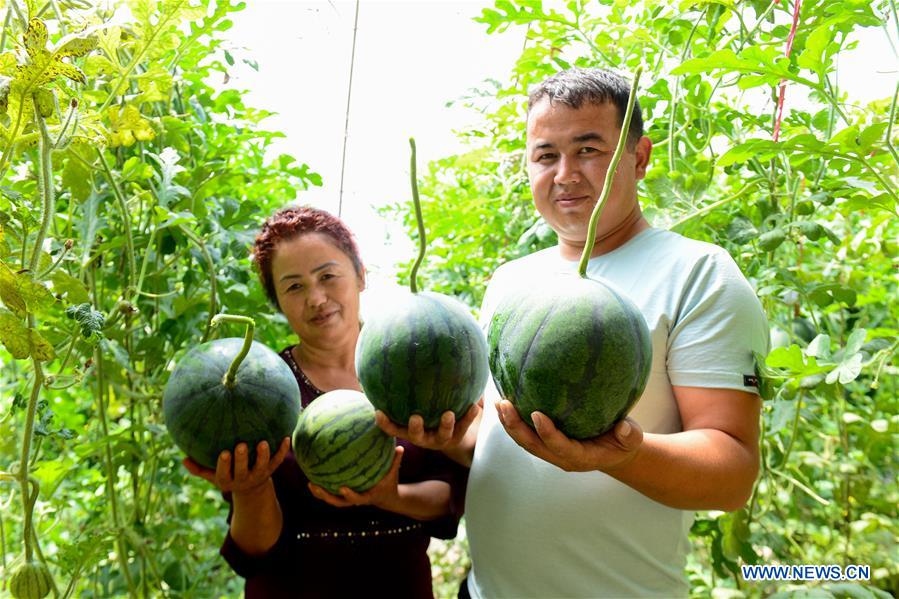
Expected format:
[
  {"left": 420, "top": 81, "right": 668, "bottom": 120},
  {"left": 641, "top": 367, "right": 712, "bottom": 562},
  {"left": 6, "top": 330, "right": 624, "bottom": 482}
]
[{"left": 526, "top": 98, "right": 650, "bottom": 249}]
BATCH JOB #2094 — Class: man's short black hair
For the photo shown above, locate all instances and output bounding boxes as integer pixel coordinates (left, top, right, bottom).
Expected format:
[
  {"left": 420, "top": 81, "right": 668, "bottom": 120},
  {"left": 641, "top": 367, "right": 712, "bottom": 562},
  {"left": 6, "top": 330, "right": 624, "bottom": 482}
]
[{"left": 528, "top": 68, "right": 644, "bottom": 148}]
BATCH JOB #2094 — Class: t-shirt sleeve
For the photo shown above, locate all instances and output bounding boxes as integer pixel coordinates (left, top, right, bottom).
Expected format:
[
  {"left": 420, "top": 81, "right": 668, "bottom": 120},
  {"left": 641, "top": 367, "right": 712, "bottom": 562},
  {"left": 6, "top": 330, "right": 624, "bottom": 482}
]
[{"left": 666, "top": 249, "right": 769, "bottom": 393}]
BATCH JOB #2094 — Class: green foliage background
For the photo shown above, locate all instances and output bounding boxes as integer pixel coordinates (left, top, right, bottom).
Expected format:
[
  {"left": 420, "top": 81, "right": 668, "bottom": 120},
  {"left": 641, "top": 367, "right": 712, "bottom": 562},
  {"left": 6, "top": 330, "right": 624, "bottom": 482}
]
[{"left": 0, "top": 0, "right": 895, "bottom": 598}]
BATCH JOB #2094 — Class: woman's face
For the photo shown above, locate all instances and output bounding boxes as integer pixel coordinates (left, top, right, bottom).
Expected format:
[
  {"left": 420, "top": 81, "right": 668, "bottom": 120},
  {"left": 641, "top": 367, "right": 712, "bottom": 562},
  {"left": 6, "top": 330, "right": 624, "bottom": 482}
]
[{"left": 270, "top": 233, "right": 364, "bottom": 345}]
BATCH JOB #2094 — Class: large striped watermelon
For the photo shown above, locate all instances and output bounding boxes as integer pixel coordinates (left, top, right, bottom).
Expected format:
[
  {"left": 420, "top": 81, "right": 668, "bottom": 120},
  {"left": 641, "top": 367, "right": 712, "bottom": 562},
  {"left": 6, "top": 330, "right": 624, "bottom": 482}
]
[
  {"left": 163, "top": 315, "right": 301, "bottom": 469},
  {"left": 356, "top": 291, "right": 488, "bottom": 428},
  {"left": 488, "top": 274, "right": 651, "bottom": 439},
  {"left": 488, "top": 68, "right": 650, "bottom": 440},
  {"left": 9, "top": 562, "right": 53, "bottom": 599},
  {"left": 293, "top": 390, "right": 395, "bottom": 494}
]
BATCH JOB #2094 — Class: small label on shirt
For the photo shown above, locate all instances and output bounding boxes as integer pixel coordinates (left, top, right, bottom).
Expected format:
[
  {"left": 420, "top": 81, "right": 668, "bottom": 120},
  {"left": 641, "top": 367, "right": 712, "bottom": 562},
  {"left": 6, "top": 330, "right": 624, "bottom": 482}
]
[{"left": 743, "top": 374, "right": 760, "bottom": 388}]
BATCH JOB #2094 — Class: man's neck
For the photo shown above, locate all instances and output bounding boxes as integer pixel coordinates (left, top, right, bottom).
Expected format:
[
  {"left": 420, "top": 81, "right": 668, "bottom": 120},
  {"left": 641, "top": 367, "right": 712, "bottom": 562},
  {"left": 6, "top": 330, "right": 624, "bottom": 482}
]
[{"left": 559, "top": 211, "right": 649, "bottom": 262}]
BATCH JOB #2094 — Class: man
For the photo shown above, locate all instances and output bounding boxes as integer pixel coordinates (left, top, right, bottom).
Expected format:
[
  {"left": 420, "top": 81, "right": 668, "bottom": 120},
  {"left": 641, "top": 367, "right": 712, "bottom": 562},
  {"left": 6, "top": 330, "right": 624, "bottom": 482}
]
[{"left": 379, "top": 67, "right": 768, "bottom": 598}]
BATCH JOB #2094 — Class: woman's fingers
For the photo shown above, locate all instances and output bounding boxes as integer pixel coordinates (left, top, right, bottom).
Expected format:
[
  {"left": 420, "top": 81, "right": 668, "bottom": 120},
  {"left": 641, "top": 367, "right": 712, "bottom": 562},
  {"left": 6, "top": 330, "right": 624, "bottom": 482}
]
[
  {"left": 214, "top": 450, "right": 233, "bottom": 489},
  {"left": 233, "top": 443, "right": 250, "bottom": 481}
]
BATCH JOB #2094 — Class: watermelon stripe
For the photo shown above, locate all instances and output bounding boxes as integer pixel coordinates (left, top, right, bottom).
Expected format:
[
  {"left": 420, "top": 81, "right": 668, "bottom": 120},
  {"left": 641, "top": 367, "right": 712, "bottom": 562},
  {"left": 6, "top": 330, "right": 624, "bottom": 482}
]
[
  {"left": 514, "top": 302, "right": 556, "bottom": 405},
  {"left": 427, "top": 301, "right": 444, "bottom": 418}
]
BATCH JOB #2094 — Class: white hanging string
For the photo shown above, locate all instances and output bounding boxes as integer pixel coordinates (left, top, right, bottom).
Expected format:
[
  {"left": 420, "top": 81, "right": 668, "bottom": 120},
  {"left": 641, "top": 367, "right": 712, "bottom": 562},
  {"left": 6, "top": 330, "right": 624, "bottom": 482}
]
[{"left": 337, "top": 0, "right": 360, "bottom": 217}]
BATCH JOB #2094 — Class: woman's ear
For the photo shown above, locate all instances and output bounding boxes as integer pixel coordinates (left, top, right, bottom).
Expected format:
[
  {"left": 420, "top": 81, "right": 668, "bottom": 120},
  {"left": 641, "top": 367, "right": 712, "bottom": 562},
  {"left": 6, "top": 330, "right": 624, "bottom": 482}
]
[{"left": 358, "top": 266, "right": 367, "bottom": 292}]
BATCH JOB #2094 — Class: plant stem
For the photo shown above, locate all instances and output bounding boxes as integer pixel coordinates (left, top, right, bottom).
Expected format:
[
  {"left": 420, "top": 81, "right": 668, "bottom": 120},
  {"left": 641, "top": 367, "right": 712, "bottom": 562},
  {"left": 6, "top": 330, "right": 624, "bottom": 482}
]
[
  {"left": 88, "top": 266, "right": 137, "bottom": 597},
  {"left": 408, "top": 138, "right": 427, "bottom": 295},
  {"left": 669, "top": 181, "right": 761, "bottom": 229},
  {"left": 779, "top": 392, "right": 804, "bottom": 468},
  {"left": 96, "top": 149, "right": 136, "bottom": 297},
  {"left": 210, "top": 314, "right": 255, "bottom": 388},
  {"left": 29, "top": 113, "right": 55, "bottom": 273},
  {"left": 0, "top": 8, "right": 12, "bottom": 53},
  {"left": 177, "top": 224, "right": 218, "bottom": 341},
  {"left": 578, "top": 67, "right": 642, "bottom": 277},
  {"left": 18, "top": 351, "right": 44, "bottom": 563},
  {"left": 667, "top": 8, "right": 706, "bottom": 174},
  {"left": 885, "top": 79, "right": 899, "bottom": 167}
]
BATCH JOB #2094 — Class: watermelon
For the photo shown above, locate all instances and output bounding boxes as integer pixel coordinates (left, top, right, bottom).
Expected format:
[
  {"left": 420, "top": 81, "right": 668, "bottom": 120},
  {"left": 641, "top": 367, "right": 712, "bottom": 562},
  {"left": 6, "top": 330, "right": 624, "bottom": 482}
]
[
  {"left": 488, "top": 69, "right": 650, "bottom": 440},
  {"left": 163, "top": 315, "right": 301, "bottom": 469},
  {"left": 9, "top": 562, "right": 53, "bottom": 599},
  {"left": 355, "top": 138, "right": 489, "bottom": 428},
  {"left": 293, "top": 390, "right": 395, "bottom": 494},
  {"left": 488, "top": 274, "right": 651, "bottom": 439},
  {"left": 356, "top": 291, "right": 488, "bottom": 428}
]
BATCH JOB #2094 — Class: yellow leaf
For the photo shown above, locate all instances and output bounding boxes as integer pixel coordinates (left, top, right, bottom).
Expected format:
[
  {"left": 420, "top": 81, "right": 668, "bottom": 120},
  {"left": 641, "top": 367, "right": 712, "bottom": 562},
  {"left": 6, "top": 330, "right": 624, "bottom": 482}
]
[
  {"left": 0, "top": 52, "right": 16, "bottom": 76},
  {"left": 34, "top": 87, "right": 54, "bottom": 118},
  {"left": 0, "top": 262, "right": 26, "bottom": 317},
  {"left": 23, "top": 18, "right": 49, "bottom": 60},
  {"left": 56, "top": 34, "right": 99, "bottom": 59},
  {"left": 29, "top": 328, "right": 55, "bottom": 361},
  {"left": 107, "top": 104, "right": 155, "bottom": 148},
  {"left": 0, "top": 310, "right": 30, "bottom": 359}
]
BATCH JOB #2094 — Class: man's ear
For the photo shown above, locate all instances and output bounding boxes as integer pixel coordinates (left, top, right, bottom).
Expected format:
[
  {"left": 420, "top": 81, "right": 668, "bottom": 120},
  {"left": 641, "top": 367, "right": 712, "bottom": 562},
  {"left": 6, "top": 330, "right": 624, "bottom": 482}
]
[{"left": 634, "top": 136, "right": 652, "bottom": 180}]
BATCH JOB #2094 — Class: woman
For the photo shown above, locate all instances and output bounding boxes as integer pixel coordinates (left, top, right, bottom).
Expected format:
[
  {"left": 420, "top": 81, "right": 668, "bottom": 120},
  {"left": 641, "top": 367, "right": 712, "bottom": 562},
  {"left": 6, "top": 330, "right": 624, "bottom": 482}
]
[{"left": 184, "top": 206, "right": 467, "bottom": 598}]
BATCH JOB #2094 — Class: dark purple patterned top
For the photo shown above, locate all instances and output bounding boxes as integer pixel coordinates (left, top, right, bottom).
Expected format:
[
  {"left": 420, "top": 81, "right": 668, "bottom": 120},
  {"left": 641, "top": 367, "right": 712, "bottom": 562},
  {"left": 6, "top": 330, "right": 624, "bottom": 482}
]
[{"left": 219, "top": 346, "right": 468, "bottom": 599}]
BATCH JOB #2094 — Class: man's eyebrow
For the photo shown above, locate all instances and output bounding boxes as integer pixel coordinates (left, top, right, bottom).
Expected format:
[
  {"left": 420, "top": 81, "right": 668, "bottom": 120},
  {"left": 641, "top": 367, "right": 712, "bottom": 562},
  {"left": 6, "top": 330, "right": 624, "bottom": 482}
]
[
  {"left": 278, "top": 261, "right": 338, "bottom": 282},
  {"left": 573, "top": 132, "right": 605, "bottom": 143},
  {"left": 533, "top": 132, "right": 606, "bottom": 150}
]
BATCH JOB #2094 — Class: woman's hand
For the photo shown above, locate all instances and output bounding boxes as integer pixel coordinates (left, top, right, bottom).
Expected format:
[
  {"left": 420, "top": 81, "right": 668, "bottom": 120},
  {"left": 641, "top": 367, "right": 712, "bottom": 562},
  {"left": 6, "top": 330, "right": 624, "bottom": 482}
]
[
  {"left": 183, "top": 437, "right": 291, "bottom": 497},
  {"left": 308, "top": 445, "right": 404, "bottom": 509},
  {"left": 375, "top": 399, "right": 481, "bottom": 451}
]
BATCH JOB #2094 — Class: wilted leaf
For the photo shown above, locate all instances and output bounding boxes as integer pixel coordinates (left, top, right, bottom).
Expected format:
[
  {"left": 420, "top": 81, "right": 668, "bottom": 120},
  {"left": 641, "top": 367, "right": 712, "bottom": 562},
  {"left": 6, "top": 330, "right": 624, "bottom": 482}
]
[{"left": 0, "top": 309, "right": 30, "bottom": 358}]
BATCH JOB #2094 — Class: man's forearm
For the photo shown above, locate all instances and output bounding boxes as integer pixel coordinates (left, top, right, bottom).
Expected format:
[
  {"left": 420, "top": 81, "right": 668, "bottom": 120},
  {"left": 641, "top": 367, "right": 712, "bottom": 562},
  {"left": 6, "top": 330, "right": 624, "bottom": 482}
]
[
  {"left": 230, "top": 479, "right": 284, "bottom": 555},
  {"left": 605, "top": 429, "right": 759, "bottom": 511}
]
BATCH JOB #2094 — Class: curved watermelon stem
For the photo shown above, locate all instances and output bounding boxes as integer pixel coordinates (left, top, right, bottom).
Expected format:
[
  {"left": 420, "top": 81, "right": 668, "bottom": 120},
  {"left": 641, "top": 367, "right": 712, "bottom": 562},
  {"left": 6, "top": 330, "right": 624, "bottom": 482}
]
[
  {"left": 578, "top": 66, "right": 643, "bottom": 278},
  {"left": 408, "top": 137, "right": 427, "bottom": 294},
  {"left": 211, "top": 314, "right": 256, "bottom": 388}
]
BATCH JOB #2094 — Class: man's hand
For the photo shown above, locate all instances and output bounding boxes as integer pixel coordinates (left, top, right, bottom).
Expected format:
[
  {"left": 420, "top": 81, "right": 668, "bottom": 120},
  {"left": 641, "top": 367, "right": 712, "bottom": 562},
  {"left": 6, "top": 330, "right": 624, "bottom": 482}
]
[
  {"left": 495, "top": 399, "right": 643, "bottom": 473},
  {"left": 308, "top": 446, "right": 404, "bottom": 508},
  {"left": 375, "top": 400, "right": 481, "bottom": 451},
  {"left": 183, "top": 437, "right": 290, "bottom": 497}
]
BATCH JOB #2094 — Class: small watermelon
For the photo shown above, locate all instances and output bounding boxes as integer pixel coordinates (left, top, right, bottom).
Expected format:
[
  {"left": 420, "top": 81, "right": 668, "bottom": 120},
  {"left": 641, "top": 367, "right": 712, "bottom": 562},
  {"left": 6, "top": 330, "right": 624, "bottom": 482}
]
[
  {"left": 293, "top": 390, "right": 395, "bottom": 494},
  {"left": 163, "top": 315, "right": 301, "bottom": 469},
  {"left": 9, "top": 562, "right": 53, "bottom": 599}
]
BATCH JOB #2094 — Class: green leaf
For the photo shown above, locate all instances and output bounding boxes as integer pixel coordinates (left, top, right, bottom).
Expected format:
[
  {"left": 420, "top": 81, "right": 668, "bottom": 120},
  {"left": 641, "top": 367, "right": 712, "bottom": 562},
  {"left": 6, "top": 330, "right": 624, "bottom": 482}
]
[
  {"left": 726, "top": 216, "right": 758, "bottom": 244},
  {"left": 65, "top": 303, "right": 106, "bottom": 340},
  {"left": 844, "top": 328, "right": 867, "bottom": 355},
  {"left": 758, "top": 228, "right": 786, "bottom": 251},
  {"left": 806, "top": 334, "right": 832, "bottom": 360},
  {"left": 50, "top": 271, "right": 90, "bottom": 304},
  {"left": 796, "top": 24, "right": 834, "bottom": 76},
  {"left": 767, "top": 344, "right": 807, "bottom": 371},
  {"left": 825, "top": 352, "right": 863, "bottom": 385}
]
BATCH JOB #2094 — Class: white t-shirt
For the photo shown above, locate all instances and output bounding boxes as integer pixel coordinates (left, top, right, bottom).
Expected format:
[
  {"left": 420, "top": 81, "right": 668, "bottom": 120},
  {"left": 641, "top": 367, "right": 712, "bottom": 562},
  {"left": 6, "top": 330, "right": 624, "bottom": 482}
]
[{"left": 465, "top": 227, "right": 768, "bottom": 598}]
